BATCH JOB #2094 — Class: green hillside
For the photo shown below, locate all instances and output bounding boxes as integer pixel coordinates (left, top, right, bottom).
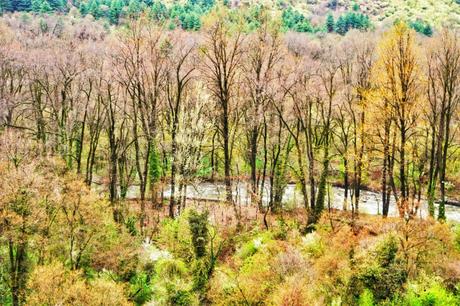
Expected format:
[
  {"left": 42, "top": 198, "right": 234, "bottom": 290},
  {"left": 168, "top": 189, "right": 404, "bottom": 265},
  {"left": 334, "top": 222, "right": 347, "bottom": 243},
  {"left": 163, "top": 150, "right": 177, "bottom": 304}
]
[
  {"left": 1, "top": 0, "right": 459, "bottom": 32},
  {"left": 236, "top": 0, "right": 460, "bottom": 27}
]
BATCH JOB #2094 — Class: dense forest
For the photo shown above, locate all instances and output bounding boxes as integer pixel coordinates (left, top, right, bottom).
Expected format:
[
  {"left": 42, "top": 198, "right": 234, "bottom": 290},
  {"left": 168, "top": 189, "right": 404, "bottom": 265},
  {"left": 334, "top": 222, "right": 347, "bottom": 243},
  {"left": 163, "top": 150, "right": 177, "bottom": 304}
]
[{"left": 1, "top": 1, "right": 460, "bottom": 305}]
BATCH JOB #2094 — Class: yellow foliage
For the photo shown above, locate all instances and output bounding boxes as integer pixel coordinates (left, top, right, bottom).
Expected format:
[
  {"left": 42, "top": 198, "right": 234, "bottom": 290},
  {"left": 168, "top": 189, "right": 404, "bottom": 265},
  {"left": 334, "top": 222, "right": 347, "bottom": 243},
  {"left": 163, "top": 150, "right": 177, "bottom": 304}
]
[{"left": 27, "top": 262, "right": 131, "bottom": 306}]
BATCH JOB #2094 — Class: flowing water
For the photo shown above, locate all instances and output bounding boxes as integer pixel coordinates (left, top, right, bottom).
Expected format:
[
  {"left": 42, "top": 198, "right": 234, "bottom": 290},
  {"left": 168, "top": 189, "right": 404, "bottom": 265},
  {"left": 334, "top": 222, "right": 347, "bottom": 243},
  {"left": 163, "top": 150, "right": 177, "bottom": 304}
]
[{"left": 123, "top": 181, "right": 460, "bottom": 223}]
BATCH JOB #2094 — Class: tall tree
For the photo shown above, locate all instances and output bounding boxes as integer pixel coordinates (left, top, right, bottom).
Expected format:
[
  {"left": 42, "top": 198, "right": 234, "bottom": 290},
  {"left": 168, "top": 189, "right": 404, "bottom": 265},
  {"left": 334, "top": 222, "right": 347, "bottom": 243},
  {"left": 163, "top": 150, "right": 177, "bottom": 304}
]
[
  {"left": 165, "top": 32, "right": 195, "bottom": 218},
  {"left": 201, "top": 9, "right": 245, "bottom": 224},
  {"left": 242, "top": 12, "right": 283, "bottom": 208},
  {"left": 374, "top": 23, "right": 422, "bottom": 218},
  {"left": 426, "top": 29, "right": 460, "bottom": 220}
]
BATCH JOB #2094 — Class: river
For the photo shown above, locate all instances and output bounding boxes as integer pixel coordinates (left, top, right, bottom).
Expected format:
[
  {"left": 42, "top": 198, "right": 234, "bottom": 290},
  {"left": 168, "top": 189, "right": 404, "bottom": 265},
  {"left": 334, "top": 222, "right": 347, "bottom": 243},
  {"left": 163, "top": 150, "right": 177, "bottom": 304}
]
[{"left": 121, "top": 182, "right": 460, "bottom": 223}]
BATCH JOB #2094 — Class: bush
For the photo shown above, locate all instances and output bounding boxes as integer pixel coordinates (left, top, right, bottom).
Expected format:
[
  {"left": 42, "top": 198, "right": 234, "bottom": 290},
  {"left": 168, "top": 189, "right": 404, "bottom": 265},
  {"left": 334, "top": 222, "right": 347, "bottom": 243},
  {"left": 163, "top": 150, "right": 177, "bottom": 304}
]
[
  {"left": 358, "top": 289, "right": 374, "bottom": 306},
  {"left": 301, "top": 232, "right": 324, "bottom": 257},
  {"left": 409, "top": 19, "right": 433, "bottom": 36},
  {"left": 129, "top": 272, "right": 153, "bottom": 305},
  {"left": 349, "top": 235, "right": 407, "bottom": 303},
  {"left": 27, "top": 262, "right": 130, "bottom": 306},
  {"left": 188, "top": 210, "right": 209, "bottom": 258},
  {"left": 403, "top": 275, "right": 459, "bottom": 305},
  {"left": 238, "top": 238, "right": 261, "bottom": 259},
  {"left": 156, "top": 258, "right": 188, "bottom": 279},
  {"left": 156, "top": 214, "right": 194, "bottom": 262}
]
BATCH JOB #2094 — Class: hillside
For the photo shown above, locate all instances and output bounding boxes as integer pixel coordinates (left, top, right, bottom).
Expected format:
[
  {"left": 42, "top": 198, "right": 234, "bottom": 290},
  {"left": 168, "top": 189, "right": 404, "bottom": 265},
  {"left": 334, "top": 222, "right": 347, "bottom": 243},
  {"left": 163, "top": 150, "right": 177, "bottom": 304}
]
[
  {"left": 1, "top": 0, "right": 460, "bottom": 33},
  {"left": 254, "top": 0, "right": 460, "bottom": 27}
]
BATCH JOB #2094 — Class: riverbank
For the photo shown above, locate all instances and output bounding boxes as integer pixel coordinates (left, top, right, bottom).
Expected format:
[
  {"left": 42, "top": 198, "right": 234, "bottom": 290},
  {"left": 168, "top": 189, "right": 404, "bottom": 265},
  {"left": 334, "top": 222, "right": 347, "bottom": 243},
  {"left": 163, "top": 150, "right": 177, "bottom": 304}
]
[{"left": 146, "top": 207, "right": 460, "bottom": 305}]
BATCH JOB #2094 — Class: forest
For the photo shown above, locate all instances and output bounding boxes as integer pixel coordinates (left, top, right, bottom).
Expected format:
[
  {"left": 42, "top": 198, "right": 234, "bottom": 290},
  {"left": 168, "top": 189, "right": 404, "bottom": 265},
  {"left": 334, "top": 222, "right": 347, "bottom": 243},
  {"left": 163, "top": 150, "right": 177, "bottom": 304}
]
[{"left": 0, "top": 1, "right": 460, "bottom": 305}]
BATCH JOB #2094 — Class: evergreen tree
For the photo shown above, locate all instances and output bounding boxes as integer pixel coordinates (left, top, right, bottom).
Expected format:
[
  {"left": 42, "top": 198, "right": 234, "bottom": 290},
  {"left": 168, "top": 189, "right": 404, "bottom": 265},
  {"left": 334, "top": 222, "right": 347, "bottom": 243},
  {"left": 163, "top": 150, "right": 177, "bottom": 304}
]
[
  {"left": 180, "top": 11, "right": 201, "bottom": 30},
  {"left": 326, "top": 13, "right": 334, "bottom": 33},
  {"left": 48, "top": 0, "right": 65, "bottom": 11},
  {"left": 336, "top": 15, "right": 347, "bottom": 35},
  {"left": 352, "top": 1, "right": 359, "bottom": 11},
  {"left": 13, "top": 0, "right": 32, "bottom": 11},
  {"left": 296, "top": 19, "right": 312, "bottom": 32},
  {"left": 31, "top": 0, "right": 51, "bottom": 12},
  {"left": 108, "top": 0, "right": 123, "bottom": 24},
  {"left": 0, "top": 0, "right": 13, "bottom": 12},
  {"left": 282, "top": 6, "right": 313, "bottom": 33},
  {"left": 423, "top": 24, "right": 433, "bottom": 37},
  {"left": 150, "top": 0, "right": 167, "bottom": 21},
  {"left": 31, "top": 0, "right": 40, "bottom": 12},
  {"left": 127, "top": 0, "right": 142, "bottom": 18},
  {"left": 86, "top": 0, "right": 102, "bottom": 18},
  {"left": 39, "top": 0, "right": 51, "bottom": 13}
]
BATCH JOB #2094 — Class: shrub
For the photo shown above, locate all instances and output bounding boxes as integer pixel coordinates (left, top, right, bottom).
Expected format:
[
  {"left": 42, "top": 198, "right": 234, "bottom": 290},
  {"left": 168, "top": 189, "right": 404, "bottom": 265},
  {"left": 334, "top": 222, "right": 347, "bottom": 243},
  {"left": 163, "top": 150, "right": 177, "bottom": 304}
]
[
  {"left": 403, "top": 275, "right": 459, "bottom": 305},
  {"left": 270, "top": 276, "right": 310, "bottom": 306},
  {"left": 156, "top": 258, "right": 188, "bottom": 279},
  {"left": 238, "top": 238, "right": 261, "bottom": 259},
  {"left": 409, "top": 19, "right": 433, "bottom": 36},
  {"left": 129, "top": 272, "right": 152, "bottom": 305},
  {"left": 157, "top": 214, "right": 194, "bottom": 261},
  {"left": 188, "top": 210, "right": 209, "bottom": 258},
  {"left": 274, "top": 247, "right": 306, "bottom": 278},
  {"left": 301, "top": 232, "right": 324, "bottom": 257},
  {"left": 27, "top": 262, "right": 130, "bottom": 306},
  {"left": 192, "top": 258, "right": 209, "bottom": 292},
  {"left": 358, "top": 289, "right": 374, "bottom": 306},
  {"left": 349, "top": 235, "right": 407, "bottom": 303},
  {"left": 273, "top": 218, "right": 289, "bottom": 240}
]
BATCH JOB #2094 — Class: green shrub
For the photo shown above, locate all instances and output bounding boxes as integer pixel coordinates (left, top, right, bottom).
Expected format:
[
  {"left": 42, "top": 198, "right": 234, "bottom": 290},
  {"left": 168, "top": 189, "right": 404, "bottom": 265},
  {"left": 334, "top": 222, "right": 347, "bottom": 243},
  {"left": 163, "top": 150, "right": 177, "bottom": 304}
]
[
  {"left": 273, "top": 218, "right": 288, "bottom": 240},
  {"left": 403, "top": 276, "right": 459, "bottom": 306},
  {"left": 453, "top": 225, "right": 460, "bottom": 252},
  {"left": 409, "top": 19, "right": 433, "bottom": 36},
  {"left": 155, "top": 258, "right": 188, "bottom": 279},
  {"left": 157, "top": 215, "right": 194, "bottom": 261},
  {"left": 188, "top": 210, "right": 209, "bottom": 259},
  {"left": 168, "top": 287, "right": 194, "bottom": 306},
  {"left": 192, "top": 258, "right": 209, "bottom": 292},
  {"left": 301, "top": 232, "right": 324, "bottom": 257},
  {"left": 238, "top": 238, "right": 262, "bottom": 259},
  {"left": 125, "top": 215, "right": 138, "bottom": 236},
  {"left": 349, "top": 235, "right": 407, "bottom": 303},
  {"left": 129, "top": 272, "right": 153, "bottom": 305},
  {"left": 358, "top": 289, "right": 374, "bottom": 306}
]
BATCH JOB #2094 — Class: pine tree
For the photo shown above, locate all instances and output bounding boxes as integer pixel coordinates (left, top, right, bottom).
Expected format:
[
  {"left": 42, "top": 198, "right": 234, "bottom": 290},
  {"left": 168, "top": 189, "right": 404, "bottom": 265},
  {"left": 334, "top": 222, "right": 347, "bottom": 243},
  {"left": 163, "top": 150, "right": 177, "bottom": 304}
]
[
  {"left": 87, "top": 0, "right": 101, "bottom": 18},
  {"left": 0, "top": 0, "right": 13, "bottom": 12},
  {"left": 31, "top": 0, "right": 40, "bottom": 12},
  {"left": 336, "top": 15, "right": 347, "bottom": 35},
  {"left": 108, "top": 0, "right": 123, "bottom": 24},
  {"left": 150, "top": 1, "right": 167, "bottom": 21},
  {"left": 423, "top": 24, "right": 433, "bottom": 37},
  {"left": 48, "top": 0, "right": 65, "bottom": 11},
  {"left": 39, "top": 0, "right": 51, "bottom": 13},
  {"left": 127, "top": 0, "right": 142, "bottom": 18},
  {"left": 326, "top": 13, "right": 334, "bottom": 33},
  {"left": 296, "top": 20, "right": 312, "bottom": 32},
  {"left": 352, "top": 2, "right": 359, "bottom": 11},
  {"left": 13, "top": 0, "right": 32, "bottom": 11},
  {"left": 31, "top": 0, "right": 50, "bottom": 12}
]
